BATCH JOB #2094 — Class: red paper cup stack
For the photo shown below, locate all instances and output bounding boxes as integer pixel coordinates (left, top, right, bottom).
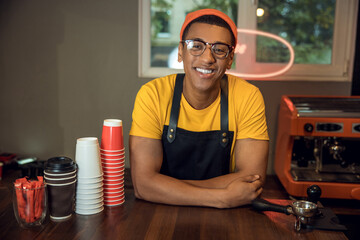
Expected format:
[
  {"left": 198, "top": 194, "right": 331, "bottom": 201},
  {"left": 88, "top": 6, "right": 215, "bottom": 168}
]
[{"left": 100, "top": 119, "right": 125, "bottom": 206}]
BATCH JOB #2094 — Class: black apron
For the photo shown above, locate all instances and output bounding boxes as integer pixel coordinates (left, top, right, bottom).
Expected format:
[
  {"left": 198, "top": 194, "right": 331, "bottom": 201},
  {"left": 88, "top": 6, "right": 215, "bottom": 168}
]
[{"left": 160, "top": 74, "right": 234, "bottom": 180}]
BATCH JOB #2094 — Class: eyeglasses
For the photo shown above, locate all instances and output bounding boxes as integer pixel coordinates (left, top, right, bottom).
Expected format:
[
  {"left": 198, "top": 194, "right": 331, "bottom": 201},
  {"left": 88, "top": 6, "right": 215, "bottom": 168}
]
[{"left": 181, "top": 39, "right": 234, "bottom": 59}]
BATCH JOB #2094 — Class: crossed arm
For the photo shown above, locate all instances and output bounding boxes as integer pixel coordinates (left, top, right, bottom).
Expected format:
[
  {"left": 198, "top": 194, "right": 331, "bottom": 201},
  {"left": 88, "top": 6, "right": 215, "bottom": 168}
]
[{"left": 129, "top": 135, "right": 269, "bottom": 208}]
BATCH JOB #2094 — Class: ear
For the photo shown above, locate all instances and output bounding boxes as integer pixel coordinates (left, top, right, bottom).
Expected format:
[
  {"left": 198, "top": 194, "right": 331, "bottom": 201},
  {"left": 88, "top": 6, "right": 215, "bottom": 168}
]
[
  {"left": 226, "top": 51, "right": 235, "bottom": 69},
  {"left": 178, "top": 43, "right": 184, "bottom": 62}
]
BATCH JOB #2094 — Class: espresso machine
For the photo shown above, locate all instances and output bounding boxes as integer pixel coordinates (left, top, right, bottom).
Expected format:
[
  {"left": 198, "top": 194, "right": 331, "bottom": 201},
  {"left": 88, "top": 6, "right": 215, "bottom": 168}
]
[{"left": 274, "top": 95, "right": 360, "bottom": 200}]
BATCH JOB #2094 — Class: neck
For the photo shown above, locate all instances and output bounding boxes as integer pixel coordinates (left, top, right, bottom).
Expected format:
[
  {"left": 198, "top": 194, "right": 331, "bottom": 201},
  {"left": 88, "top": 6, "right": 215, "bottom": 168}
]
[{"left": 182, "top": 79, "right": 220, "bottom": 110}]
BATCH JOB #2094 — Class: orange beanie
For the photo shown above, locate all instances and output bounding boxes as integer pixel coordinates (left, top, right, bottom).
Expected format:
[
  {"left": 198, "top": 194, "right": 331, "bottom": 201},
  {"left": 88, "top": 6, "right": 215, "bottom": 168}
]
[{"left": 180, "top": 9, "right": 238, "bottom": 46}]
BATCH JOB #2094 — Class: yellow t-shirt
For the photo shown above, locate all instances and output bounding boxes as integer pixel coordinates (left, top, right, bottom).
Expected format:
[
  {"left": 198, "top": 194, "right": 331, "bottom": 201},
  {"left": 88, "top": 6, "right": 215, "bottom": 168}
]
[{"left": 130, "top": 74, "right": 269, "bottom": 171}]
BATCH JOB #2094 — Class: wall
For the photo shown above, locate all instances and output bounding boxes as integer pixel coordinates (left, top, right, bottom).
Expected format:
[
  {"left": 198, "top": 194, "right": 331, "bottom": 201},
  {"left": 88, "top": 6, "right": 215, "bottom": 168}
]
[{"left": 0, "top": 0, "right": 352, "bottom": 174}]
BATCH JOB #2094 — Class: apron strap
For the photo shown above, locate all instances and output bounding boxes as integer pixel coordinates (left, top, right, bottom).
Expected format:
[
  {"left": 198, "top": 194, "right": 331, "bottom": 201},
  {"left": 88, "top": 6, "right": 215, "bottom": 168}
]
[
  {"left": 167, "top": 74, "right": 184, "bottom": 143},
  {"left": 167, "top": 73, "right": 230, "bottom": 147},
  {"left": 220, "top": 75, "right": 230, "bottom": 147}
]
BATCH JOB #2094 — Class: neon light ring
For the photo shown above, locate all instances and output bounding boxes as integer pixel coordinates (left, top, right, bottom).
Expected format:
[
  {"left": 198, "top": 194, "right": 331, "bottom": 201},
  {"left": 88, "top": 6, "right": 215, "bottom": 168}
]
[{"left": 228, "top": 28, "right": 295, "bottom": 79}]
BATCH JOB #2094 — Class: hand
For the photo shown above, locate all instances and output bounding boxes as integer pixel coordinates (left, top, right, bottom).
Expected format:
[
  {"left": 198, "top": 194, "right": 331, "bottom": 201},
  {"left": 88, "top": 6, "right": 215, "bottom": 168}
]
[{"left": 220, "top": 175, "right": 263, "bottom": 208}]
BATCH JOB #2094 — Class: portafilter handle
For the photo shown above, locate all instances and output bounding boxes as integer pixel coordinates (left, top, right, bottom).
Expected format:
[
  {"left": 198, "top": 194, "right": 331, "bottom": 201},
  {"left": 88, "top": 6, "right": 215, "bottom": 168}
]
[
  {"left": 252, "top": 198, "right": 291, "bottom": 215},
  {"left": 307, "top": 185, "right": 322, "bottom": 204}
]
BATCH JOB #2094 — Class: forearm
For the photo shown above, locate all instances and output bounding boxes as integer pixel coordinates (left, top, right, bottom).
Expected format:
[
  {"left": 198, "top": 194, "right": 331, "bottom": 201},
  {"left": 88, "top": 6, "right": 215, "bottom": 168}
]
[
  {"left": 182, "top": 170, "right": 266, "bottom": 189},
  {"left": 182, "top": 172, "right": 243, "bottom": 189},
  {"left": 133, "top": 170, "right": 263, "bottom": 209},
  {"left": 134, "top": 172, "right": 226, "bottom": 208}
]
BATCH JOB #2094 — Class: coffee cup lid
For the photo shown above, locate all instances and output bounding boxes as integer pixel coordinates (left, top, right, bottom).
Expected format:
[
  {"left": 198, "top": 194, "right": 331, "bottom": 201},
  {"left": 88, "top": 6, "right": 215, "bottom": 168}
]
[{"left": 45, "top": 156, "right": 77, "bottom": 173}]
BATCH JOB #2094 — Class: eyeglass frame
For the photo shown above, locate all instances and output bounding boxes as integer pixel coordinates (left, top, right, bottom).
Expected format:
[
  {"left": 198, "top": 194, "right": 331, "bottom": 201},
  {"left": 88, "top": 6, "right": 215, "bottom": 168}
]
[{"left": 180, "top": 39, "right": 234, "bottom": 59}]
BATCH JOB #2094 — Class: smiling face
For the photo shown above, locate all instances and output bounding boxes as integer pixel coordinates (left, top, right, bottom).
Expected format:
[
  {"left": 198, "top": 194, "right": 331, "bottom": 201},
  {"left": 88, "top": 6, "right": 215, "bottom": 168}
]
[{"left": 178, "top": 22, "right": 234, "bottom": 95}]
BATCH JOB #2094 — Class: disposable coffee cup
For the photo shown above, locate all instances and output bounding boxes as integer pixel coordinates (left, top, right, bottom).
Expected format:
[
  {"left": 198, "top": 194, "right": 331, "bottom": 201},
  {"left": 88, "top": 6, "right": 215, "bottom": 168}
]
[
  {"left": 104, "top": 191, "right": 125, "bottom": 198},
  {"left": 44, "top": 174, "right": 76, "bottom": 180},
  {"left": 76, "top": 192, "right": 104, "bottom": 200},
  {"left": 101, "top": 119, "right": 124, "bottom": 150},
  {"left": 103, "top": 174, "right": 125, "bottom": 182},
  {"left": 101, "top": 161, "right": 125, "bottom": 167},
  {"left": 101, "top": 159, "right": 125, "bottom": 165},
  {"left": 103, "top": 178, "right": 124, "bottom": 184},
  {"left": 103, "top": 197, "right": 125, "bottom": 206},
  {"left": 104, "top": 201, "right": 125, "bottom": 207},
  {"left": 75, "top": 201, "right": 103, "bottom": 210},
  {"left": 104, "top": 174, "right": 125, "bottom": 181},
  {"left": 76, "top": 186, "right": 103, "bottom": 195},
  {"left": 103, "top": 180, "right": 124, "bottom": 187},
  {"left": 44, "top": 169, "right": 77, "bottom": 178},
  {"left": 103, "top": 184, "right": 124, "bottom": 190},
  {"left": 76, "top": 196, "right": 103, "bottom": 205},
  {"left": 75, "top": 138, "right": 102, "bottom": 179},
  {"left": 100, "top": 154, "right": 125, "bottom": 160},
  {"left": 76, "top": 176, "right": 103, "bottom": 184},
  {"left": 44, "top": 175, "right": 77, "bottom": 185},
  {"left": 104, "top": 195, "right": 125, "bottom": 202},
  {"left": 103, "top": 169, "right": 125, "bottom": 175},
  {"left": 102, "top": 168, "right": 125, "bottom": 174},
  {"left": 102, "top": 164, "right": 125, "bottom": 170},
  {"left": 45, "top": 156, "right": 77, "bottom": 174},
  {"left": 47, "top": 180, "right": 76, "bottom": 221},
  {"left": 100, "top": 148, "right": 125, "bottom": 153},
  {"left": 77, "top": 181, "right": 103, "bottom": 189},
  {"left": 76, "top": 137, "right": 99, "bottom": 146},
  {"left": 101, "top": 163, "right": 125, "bottom": 169},
  {"left": 77, "top": 174, "right": 103, "bottom": 179},
  {"left": 104, "top": 188, "right": 124, "bottom": 194},
  {"left": 75, "top": 206, "right": 104, "bottom": 215},
  {"left": 103, "top": 181, "right": 124, "bottom": 188},
  {"left": 101, "top": 159, "right": 125, "bottom": 164},
  {"left": 100, "top": 152, "right": 125, "bottom": 157}
]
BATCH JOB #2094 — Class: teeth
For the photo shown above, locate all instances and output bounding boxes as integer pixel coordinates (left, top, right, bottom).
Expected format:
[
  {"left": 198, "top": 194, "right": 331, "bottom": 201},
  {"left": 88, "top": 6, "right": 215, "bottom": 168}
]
[{"left": 196, "top": 68, "right": 213, "bottom": 74}]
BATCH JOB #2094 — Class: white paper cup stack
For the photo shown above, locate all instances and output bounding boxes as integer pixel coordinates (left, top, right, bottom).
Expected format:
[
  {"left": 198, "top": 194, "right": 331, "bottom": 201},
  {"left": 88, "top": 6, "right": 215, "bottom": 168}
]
[
  {"left": 100, "top": 119, "right": 125, "bottom": 206},
  {"left": 75, "top": 137, "right": 104, "bottom": 215}
]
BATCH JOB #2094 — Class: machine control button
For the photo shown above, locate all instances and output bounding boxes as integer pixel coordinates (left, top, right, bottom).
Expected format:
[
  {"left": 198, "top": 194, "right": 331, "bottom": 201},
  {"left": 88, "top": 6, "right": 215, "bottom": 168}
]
[
  {"left": 304, "top": 123, "right": 314, "bottom": 133},
  {"left": 351, "top": 188, "right": 360, "bottom": 200},
  {"left": 353, "top": 124, "right": 360, "bottom": 133},
  {"left": 316, "top": 123, "right": 343, "bottom": 132}
]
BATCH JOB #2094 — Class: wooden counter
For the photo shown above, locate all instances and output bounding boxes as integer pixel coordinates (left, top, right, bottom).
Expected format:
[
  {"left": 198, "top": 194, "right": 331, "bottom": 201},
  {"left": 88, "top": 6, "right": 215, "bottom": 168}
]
[{"left": 0, "top": 169, "right": 356, "bottom": 240}]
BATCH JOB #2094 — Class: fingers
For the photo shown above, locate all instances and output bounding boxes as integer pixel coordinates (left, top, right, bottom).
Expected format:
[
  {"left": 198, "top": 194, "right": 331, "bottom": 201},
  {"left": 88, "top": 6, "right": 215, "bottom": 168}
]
[
  {"left": 255, "top": 184, "right": 263, "bottom": 195},
  {"left": 240, "top": 174, "right": 261, "bottom": 183},
  {"left": 224, "top": 175, "right": 264, "bottom": 207},
  {"left": 243, "top": 183, "right": 263, "bottom": 205},
  {"left": 234, "top": 175, "right": 263, "bottom": 197},
  {"left": 245, "top": 177, "right": 263, "bottom": 201},
  {"left": 242, "top": 182, "right": 262, "bottom": 204}
]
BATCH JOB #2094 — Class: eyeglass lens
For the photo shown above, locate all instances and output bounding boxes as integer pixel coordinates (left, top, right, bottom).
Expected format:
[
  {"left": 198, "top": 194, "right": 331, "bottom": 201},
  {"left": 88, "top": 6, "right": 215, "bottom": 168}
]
[{"left": 185, "top": 40, "right": 230, "bottom": 59}]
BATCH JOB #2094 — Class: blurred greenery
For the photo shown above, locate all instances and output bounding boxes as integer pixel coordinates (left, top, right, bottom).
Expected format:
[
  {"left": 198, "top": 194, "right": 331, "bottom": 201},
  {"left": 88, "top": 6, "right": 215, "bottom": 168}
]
[
  {"left": 189, "top": 0, "right": 238, "bottom": 23},
  {"left": 257, "top": 0, "right": 335, "bottom": 64},
  {"left": 151, "top": 0, "right": 175, "bottom": 39}
]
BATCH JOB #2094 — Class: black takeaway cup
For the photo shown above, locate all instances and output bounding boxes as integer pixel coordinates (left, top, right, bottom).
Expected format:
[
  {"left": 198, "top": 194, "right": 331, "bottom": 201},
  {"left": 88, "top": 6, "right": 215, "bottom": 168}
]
[{"left": 44, "top": 157, "right": 77, "bottom": 221}]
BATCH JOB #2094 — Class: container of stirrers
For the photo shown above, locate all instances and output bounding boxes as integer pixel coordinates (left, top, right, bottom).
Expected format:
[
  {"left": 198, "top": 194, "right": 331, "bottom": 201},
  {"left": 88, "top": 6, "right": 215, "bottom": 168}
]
[{"left": 13, "top": 176, "right": 47, "bottom": 228}]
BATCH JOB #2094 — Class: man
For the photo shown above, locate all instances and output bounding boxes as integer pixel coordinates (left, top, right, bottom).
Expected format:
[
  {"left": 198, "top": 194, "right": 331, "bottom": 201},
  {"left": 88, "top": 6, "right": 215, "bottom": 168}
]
[{"left": 129, "top": 9, "right": 269, "bottom": 208}]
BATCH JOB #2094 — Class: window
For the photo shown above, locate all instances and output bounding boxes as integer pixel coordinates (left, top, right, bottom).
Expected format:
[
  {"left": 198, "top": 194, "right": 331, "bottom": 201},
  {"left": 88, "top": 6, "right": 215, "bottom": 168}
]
[
  {"left": 153, "top": 11, "right": 171, "bottom": 38},
  {"left": 139, "top": 0, "right": 359, "bottom": 81}
]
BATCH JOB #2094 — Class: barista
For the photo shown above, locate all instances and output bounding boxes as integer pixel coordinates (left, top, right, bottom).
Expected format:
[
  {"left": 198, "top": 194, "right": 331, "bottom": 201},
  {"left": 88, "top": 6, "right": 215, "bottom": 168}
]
[{"left": 129, "top": 9, "right": 269, "bottom": 208}]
